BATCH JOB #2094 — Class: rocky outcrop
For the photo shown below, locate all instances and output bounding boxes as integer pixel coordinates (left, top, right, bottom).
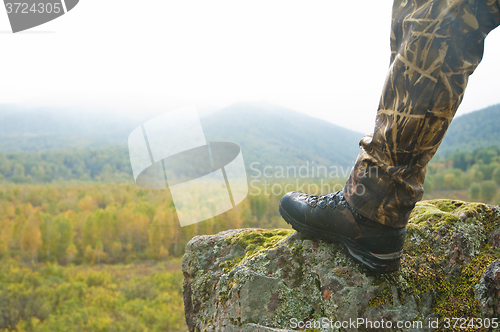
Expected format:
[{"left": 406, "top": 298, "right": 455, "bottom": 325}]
[{"left": 182, "top": 200, "right": 500, "bottom": 331}]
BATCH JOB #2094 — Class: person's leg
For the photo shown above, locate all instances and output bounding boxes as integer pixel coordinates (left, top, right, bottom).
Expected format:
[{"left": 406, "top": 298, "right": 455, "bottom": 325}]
[
  {"left": 344, "top": 0, "right": 500, "bottom": 228},
  {"left": 280, "top": 0, "right": 500, "bottom": 272}
]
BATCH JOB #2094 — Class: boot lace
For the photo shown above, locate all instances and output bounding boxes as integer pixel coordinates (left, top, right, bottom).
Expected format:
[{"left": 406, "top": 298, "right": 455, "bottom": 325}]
[
  {"left": 297, "top": 190, "right": 347, "bottom": 210},
  {"left": 296, "top": 190, "right": 365, "bottom": 220}
]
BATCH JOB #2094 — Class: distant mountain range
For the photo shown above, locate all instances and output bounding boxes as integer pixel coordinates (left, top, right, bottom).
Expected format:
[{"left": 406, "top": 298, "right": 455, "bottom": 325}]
[
  {"left": 200, "top": 102, "right": 362, "bottom": 169},
  {"left": 0, "top": 101, "right": 499, "bottom": 172},
  {"left": 0, "top": 105, "right": 140, "bottom": 152},
  {"left": 0, "top": 102, "right": 363, "bottom": 169}
]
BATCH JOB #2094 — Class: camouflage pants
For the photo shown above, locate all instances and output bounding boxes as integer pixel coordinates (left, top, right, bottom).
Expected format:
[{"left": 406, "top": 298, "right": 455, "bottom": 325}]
[{"left": 343, "top": 0, "right": 500, "bottom": 228}]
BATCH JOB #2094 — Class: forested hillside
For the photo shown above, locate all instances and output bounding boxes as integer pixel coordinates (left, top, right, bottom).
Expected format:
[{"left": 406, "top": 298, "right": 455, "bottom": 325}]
[
  {"left": 0, "top": 146, "right": 131, "bottom": 183},
  {"left": 424, "top": 146, "right": 500, "bottom": 204},
  {"left": 0, "top": 183, "right": 292, "bottom": 264},
  {"left": 437, "top": 103, "right": 500, "bottom": 155}
]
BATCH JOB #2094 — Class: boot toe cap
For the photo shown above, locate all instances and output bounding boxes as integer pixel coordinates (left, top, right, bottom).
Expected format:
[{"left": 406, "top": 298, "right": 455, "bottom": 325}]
[{"left": 279, "top": 191, "right": 304, "bottom": 219}]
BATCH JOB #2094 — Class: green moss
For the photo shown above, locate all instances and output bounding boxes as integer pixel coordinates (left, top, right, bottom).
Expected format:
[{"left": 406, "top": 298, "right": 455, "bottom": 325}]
[
  {"left": 382, "top": 200, "right": 500, "bottom": 331},
  {"left": 214, "top": 229, "right": 296, "bottom": 314},
  {"left": 434, "top": 255, "right": 495, "bottom": 319},
  {"left": 481, "top": 243, "right": 500, "bottom": 259},
  {"left": 229, "top": 316, "right": 242, "bottom": 326},
  {"left": 227, "top": 229, "right": 295, "bottom": 253},
  {"left": 409, "top": 201, "right": 461, "bottom": 228},
  {"left": 219, "top": 256, "right": 243, "bottom": 273},
  {"left": 227, "top": 278, "right": 236, "bottom": 291},
  {"left": 219, "top": 292, "right": 228, "bottom": 306},
  {"left": 291, "top": 243, "right": 304, "bottom": 265},
  {"left": 368, "top": 286, "right": 394, "bottom": 307},
  {"left": 434, "top": 200, "right": 465, "bottom": 213},
  {"left": 221, "top": 229, "right": 294, "bottom": 273}
]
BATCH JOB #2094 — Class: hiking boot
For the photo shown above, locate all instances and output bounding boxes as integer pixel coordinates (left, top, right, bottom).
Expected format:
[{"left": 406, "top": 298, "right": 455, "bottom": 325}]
[{"left": 279, "top": 190, "right": 405, "bottom": 273}]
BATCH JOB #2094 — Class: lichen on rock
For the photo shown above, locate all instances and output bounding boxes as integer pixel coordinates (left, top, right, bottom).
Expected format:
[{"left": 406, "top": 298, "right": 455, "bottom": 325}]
[{"left": 182, "top": 200, "right": 500, "bottom": 331}]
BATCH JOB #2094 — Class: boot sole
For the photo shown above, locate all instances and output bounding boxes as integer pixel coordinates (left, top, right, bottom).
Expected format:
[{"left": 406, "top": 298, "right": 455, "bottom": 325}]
[{"left": 279, "top": 203, "right": 401, "bottom": 274}]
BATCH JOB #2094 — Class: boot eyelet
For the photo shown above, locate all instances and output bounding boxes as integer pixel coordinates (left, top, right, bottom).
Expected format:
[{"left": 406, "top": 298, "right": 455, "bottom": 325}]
[{"left": 317, "top": 200, "right": 327, "bottom": 209}]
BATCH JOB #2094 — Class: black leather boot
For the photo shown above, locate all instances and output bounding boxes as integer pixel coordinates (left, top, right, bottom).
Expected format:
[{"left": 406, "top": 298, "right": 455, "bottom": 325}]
[{"left": 279, "top": 191, "right": 405, "bottom": 273}]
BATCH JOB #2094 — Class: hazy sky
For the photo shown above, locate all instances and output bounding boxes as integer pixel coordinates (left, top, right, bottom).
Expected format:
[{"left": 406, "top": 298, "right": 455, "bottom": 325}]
[{"left": 1, "top": 0, "right": 500, "bottom": 134}]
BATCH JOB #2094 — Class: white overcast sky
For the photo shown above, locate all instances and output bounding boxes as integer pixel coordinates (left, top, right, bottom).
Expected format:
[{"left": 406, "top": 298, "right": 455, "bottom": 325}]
[{"left": 1, "top": 0, "right": 500, "bottom": 134}]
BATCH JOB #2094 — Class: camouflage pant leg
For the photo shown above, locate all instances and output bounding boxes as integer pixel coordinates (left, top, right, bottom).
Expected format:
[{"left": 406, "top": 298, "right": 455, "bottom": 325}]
[{"left": 343, "top": 0, "right": 500, "bottom": 228}]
